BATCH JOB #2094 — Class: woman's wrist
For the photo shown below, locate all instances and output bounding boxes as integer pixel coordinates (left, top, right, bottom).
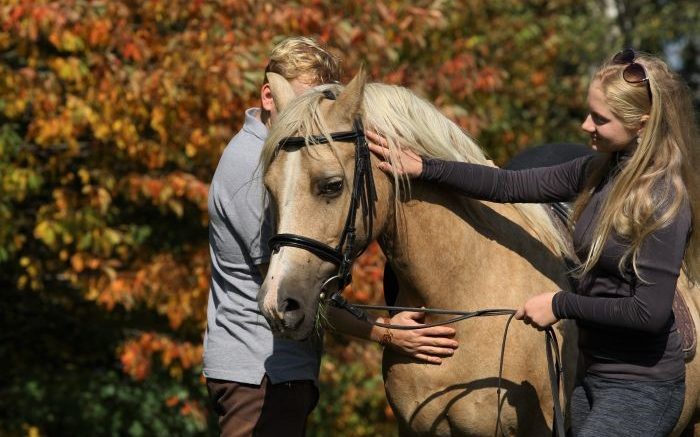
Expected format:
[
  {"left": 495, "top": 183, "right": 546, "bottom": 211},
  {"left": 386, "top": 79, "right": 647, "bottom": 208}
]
[
  {"left": 371, "top": 316, "right": 393, "bottom": 347},
  {"left": 378, "top": 327, "right": 393, "bottom": 348},
  {"left": 419, "top": 157, "right": 443, "bottom": 180},
  {"left": 551, "top": 290, "right": 565, "bottom": 319}
]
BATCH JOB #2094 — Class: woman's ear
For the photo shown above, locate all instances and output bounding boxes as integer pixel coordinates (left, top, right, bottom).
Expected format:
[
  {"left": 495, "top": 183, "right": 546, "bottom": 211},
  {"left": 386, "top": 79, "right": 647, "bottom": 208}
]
[{"left": 637, "top": 114, "right": 650, "bottom": 136}]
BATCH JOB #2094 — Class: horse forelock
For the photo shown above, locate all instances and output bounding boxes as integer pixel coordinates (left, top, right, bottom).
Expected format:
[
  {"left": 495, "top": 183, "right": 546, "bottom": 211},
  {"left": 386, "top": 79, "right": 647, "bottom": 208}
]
[
  {"left": 261, "top": 83, "right": 346, "bottom": 174},
  {"left": 261, "top": 83, "right": 362, "bottom": 237}
]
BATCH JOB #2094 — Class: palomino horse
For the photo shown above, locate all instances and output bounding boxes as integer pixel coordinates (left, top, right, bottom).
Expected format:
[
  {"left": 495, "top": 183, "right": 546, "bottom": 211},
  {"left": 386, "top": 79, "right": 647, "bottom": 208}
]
[{"left": 257, "top": 69, "right": 700, "bottom": 436}]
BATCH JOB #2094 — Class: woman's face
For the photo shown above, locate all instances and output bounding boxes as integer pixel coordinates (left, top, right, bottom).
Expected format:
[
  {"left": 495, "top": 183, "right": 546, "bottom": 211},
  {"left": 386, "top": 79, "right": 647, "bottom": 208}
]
[{"left": 581, "top": 81, "right": 638, "bottom": 153}]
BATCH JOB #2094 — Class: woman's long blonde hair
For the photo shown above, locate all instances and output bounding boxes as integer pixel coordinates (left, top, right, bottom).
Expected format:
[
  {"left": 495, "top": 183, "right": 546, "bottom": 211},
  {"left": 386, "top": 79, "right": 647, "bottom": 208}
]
[{"left": 572, "top": 52, "right": 700, "bottom": 283}]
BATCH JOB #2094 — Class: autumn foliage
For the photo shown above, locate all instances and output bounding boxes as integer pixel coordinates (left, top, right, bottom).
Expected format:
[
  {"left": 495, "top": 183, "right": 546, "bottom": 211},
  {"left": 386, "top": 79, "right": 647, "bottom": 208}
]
[{"left": 1, "top": 0, "right": 697, "bottom": 435}]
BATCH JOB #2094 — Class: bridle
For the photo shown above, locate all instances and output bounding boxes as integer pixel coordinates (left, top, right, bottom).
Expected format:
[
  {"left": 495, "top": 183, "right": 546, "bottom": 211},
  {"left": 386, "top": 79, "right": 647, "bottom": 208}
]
[
  {"left": 266, "top": 90, "right": 565, "bottom": 437},
  {"left": 268, "top": 90, "right": 377, "bottom": 301}
]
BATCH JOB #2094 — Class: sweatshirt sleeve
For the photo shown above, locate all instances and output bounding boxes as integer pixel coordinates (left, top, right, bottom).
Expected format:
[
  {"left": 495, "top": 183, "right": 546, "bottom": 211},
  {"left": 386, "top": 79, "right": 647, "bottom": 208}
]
[
  {"left": 419, "top": 156, "right": 592, "bottom": 203},
  {"left": 552, "top": 204, "right": 691, "bottom": 333}
]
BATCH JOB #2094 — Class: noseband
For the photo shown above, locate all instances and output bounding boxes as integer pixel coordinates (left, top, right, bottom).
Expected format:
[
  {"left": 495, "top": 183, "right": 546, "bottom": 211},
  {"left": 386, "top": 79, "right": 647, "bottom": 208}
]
[{"left": 268, "top": 95, "right": 377, "bottom": 297}]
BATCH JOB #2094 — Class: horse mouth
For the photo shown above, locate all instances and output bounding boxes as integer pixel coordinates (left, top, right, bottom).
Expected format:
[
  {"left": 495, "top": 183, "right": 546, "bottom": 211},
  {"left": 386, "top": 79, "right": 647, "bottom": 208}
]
[
  {"left": 267, "top": 316, "right": 315, "bottom": 341},
  {"left": 261, "top": 301, "right": 316, "bottom": 341},
  {"left": 258, "top": 266, "right": 325, "bottom": 341}
]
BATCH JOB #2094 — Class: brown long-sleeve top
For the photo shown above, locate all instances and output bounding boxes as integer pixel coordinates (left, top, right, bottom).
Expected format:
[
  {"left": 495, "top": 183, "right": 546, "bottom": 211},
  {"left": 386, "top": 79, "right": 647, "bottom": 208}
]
[{"left": 421, "top": 154, "right": 690, "bottom": 381}]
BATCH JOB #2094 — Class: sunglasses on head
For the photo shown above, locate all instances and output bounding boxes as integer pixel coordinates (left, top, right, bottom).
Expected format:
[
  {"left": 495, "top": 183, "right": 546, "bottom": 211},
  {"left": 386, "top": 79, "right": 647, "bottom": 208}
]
[{"left": 612, "top": 48, "right": 652, "bottom": 103}]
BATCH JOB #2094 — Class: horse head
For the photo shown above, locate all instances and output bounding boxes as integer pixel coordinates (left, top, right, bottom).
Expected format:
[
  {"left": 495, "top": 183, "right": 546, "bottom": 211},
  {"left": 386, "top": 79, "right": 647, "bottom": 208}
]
[{"left": 258, "top": 69, "right": 393, "bottom": 340}]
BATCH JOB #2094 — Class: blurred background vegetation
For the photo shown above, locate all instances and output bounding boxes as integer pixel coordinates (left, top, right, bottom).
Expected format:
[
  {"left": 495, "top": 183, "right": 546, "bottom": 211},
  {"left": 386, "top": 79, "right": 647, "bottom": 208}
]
[{"left": 1, "top": 0, "right": 698, "bottom": 435}]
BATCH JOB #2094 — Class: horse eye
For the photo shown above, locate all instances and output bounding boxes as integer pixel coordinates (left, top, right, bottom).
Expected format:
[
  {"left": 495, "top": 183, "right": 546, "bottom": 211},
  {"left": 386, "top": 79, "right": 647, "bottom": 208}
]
[{"left": 319, "top": 179, "right": 343, "bottom": 196}]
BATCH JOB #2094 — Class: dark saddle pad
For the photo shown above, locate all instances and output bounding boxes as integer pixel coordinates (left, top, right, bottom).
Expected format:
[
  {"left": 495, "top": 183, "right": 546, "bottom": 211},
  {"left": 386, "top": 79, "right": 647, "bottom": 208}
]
[{"left": 673, "top": 289, "right": 697, "bottom": 361}]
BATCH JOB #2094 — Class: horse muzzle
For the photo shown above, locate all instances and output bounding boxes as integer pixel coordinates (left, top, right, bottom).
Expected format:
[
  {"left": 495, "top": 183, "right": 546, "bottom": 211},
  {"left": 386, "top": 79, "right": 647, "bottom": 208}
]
[{"left": 258, "top": 280, "right": 317, "bottom": 340}]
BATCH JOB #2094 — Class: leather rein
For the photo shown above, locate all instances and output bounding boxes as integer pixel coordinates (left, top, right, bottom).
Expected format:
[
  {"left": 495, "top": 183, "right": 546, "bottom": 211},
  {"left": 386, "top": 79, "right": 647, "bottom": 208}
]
[{"left": 267, "top": 92, "right": 565, "bottom": 437}]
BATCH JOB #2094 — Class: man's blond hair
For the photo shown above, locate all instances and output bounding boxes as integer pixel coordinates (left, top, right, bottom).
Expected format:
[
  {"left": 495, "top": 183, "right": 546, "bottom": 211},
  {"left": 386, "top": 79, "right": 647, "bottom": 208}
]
[{"left": 265, "top": 36, "right": 341, "bottom": 85}]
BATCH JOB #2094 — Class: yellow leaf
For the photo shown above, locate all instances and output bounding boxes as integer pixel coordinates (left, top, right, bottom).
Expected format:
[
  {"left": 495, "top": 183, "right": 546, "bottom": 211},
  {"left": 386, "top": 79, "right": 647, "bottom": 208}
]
[
  {"left": 185, "top": 144, "right": 196, "bottom": 157},
  {"left": 78, "top": 168, "right": 90, "bottom": 184},
  {"left": 34, "top": 221, "right": 56, "bottom": 248},
  {"left": 96, "top": 187, "right": 112, "bottom": 214},
  {"left": 71, "top": 253, "right": 85, "bottom": 272},
  {"left": 104, "top": 228, "right": 122, "bottom": 245},
  {"left": 60, "top": 30, "right": 85, "bottom": 53},
  {"left": 168, "top": 199, "right": 184, "bottom": 218}
]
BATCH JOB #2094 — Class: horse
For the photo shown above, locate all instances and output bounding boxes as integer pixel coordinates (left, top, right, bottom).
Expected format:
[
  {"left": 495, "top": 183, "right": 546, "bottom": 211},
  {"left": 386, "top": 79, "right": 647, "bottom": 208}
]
[{"left": 256, "top": 68, "right": 700, "bottom": 436}]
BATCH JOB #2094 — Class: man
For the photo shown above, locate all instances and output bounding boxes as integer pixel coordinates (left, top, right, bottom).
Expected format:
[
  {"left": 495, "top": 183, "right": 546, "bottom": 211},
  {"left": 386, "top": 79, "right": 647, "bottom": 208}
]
[{"left": 203, "top": 37, "right": 458, "bottom": 436}]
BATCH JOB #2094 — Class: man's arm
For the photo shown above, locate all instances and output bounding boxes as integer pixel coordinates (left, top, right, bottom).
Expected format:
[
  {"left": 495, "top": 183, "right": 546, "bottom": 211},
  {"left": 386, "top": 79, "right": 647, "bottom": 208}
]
[
  {"left": 259, "top": 262, "right": 458, "bottom": 363},
  {"left": 326, "top": 306, "right": 458, "bottom": 364}
]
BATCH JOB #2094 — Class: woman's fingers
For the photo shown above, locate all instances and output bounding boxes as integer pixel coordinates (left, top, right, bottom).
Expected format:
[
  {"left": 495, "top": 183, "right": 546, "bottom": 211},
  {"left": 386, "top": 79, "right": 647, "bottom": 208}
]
[
  {"left": 368, "top": 143, "right": 390, "bottom": 160},
  {"left": 366, "top": 130, "right": 388, "bottom": 146},
  {"left": 416, "top": 345, "right": 457, "bottom": 357},
  {"left": 408, "top": 334, "right": 458, "bottom": 353},
  {"left": 415, "top": 334, "right": 458, "bottom": 350},
  {"left": 419, "top": 326, "right": 457, "bottom": 338},
  {"left": 366, "top": 130, "right": 423, "bottom": 177},
  {"left": 414, "top": 354, "right": 442, "bottom": 364},
  {"left": 514, "top": 307, "right": 525, "bottom": 320},
  {"left": 367, "top": 131, "right": 393, "bottom": 163}
]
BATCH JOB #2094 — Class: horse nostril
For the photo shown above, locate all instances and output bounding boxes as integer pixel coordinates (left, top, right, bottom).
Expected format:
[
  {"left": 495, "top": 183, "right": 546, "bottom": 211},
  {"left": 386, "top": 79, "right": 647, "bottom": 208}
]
[
  {"left": 280, "top": 298, "right": 300, "bottom": 312},
  {"left": 280, "top": 298, "right": 305, "bottom": 330}
]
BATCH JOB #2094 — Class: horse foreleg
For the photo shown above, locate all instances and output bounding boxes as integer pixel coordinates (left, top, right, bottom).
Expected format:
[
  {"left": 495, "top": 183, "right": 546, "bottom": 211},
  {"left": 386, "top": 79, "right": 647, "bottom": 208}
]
[
  {"left": 691, "top": 422, "right": 700, "bottom": 437},
  {"left": 397, "top": 419, "right": 414, "bottom": 437},
  {"left": 680, "top": 422, "right": 698, "bottom": 437}
]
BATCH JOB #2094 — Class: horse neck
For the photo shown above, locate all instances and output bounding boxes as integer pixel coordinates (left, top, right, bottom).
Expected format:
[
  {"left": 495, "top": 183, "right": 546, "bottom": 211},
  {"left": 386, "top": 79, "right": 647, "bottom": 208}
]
[{"left": 378, "top": 182, "right": 570, "bottom": 309}]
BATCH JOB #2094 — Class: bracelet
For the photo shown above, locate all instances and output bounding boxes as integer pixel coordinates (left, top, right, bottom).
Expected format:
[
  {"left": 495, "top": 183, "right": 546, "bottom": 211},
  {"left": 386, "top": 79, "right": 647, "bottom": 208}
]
[{"left": 379, "top": 328, "right": 393, "bottom": 348}]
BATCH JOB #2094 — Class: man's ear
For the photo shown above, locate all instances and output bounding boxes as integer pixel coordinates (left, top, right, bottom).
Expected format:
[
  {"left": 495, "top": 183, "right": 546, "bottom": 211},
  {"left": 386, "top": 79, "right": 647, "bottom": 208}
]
[
  {"left": 261, "top": 83, "right": 275, "bottom": 112},
  {"left": 266, "top": 72, "right": 296, "bottom": 113}
]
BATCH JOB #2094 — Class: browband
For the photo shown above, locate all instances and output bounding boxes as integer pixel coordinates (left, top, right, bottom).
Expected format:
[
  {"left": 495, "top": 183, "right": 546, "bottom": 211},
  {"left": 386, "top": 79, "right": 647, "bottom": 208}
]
[{"left": 278, "top": 130, "right": 362, "bottom": 149}]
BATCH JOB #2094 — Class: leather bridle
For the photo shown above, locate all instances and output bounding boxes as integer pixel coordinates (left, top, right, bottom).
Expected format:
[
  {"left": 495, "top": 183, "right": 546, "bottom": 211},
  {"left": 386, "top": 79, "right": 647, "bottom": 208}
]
[{"left": 268, "top": 97, "right": 377, "bottom": 299}]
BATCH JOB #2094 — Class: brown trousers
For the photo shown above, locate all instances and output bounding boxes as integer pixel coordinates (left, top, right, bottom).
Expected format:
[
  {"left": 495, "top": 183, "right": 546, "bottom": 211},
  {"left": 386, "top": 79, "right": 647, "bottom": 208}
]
[{"left": 206, "top": 375, "right": 318, "bottom": 437}]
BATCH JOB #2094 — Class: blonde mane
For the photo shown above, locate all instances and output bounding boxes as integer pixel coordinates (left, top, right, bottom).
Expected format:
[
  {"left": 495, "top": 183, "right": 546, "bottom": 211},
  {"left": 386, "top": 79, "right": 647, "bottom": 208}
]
[{"left": 262, "top": 82, "right": 571, "bottom": 258}]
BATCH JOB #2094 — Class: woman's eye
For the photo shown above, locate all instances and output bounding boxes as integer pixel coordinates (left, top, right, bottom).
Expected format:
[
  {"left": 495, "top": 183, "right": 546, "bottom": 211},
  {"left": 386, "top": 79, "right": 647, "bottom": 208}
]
[
  {"left": 591, "top": 113, "right": 609, "bottom": 125},
  {"left": 319, "top": 180, "right": 343, "bottom": 195}
]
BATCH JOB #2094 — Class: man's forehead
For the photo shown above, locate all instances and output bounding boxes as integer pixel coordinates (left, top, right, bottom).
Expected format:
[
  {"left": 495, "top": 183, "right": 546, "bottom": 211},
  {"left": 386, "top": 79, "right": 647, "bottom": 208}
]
[{"left": 289, "top": 73, "right": 317, "bottom": 95}]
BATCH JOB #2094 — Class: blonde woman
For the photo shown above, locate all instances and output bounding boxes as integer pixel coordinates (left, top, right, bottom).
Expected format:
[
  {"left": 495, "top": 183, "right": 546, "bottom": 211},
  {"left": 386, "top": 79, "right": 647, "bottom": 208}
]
[{"left": 369, "top": 49, "right": 699, "bottom": 436}]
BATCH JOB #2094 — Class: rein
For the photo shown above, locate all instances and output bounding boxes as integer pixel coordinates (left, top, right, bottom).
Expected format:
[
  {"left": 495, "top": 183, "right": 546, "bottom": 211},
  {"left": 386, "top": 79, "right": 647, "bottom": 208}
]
[{"left": 329, "top": 296, "right": 566, "bottom": 437}]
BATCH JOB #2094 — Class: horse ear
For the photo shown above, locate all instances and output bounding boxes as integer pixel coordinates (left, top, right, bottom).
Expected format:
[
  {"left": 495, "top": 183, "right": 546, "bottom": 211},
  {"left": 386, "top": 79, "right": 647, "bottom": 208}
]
[
  {"left": 329, "top": 65, "right": 366, "bottom": 124},
  {"left": 266, "top": 72, "right": 296, "bottom": 112}
]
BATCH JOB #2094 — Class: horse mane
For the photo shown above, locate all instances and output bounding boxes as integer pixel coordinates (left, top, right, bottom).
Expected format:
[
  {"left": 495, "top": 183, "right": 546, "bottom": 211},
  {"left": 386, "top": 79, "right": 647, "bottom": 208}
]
[{"left": 261, "top": 82, "right": 571, "bottom": 258}]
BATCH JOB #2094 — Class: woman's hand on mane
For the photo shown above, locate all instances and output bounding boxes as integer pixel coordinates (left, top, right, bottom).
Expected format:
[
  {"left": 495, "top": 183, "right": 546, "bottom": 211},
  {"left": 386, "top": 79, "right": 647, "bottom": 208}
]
[{"left": 367, "top": 130, "right": 423, "bottom": 178}]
